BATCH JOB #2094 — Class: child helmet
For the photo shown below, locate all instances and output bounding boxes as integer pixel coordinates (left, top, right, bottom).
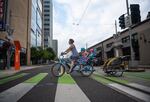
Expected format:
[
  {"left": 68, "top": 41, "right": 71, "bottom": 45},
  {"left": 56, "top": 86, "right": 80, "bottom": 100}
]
[
  {"left": 81, "top": 48, "right": 85, "bottom": 52},
  {"left": 90, "top": 48, "right": 94, "bottom": 52}
]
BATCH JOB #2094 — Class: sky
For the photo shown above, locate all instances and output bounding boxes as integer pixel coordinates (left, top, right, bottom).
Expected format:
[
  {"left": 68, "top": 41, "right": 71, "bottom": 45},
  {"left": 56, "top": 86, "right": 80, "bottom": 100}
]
[{"left": 53, "top": 0, "right": 150, "bottom": 55}]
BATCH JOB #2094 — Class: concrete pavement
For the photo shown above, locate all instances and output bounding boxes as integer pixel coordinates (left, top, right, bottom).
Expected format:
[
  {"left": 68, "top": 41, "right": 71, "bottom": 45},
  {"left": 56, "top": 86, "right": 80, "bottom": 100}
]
[{"left": 0, "top": 66, "right": 145, "bottom": 102}]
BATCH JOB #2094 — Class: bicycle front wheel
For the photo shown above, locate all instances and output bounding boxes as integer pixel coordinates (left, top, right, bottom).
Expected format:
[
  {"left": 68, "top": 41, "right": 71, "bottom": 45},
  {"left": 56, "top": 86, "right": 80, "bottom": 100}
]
[{"left": 51, "top": 63, "right": 65, "bottom": 77}]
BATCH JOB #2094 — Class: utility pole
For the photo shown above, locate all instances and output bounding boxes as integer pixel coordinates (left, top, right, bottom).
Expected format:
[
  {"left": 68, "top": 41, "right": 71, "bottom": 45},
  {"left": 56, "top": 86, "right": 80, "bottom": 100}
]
[
  {"left": 114, "top": 20, "right": 120, "bottom": 57},
  {"left": 126, "top": 0, "right": 134, "bottom": 67},
  {"left": 115, "top": 20, "right": 117, "bottom": 34},
  {"left": 86, "top": 43, "right": 88, "bottom": 50}
]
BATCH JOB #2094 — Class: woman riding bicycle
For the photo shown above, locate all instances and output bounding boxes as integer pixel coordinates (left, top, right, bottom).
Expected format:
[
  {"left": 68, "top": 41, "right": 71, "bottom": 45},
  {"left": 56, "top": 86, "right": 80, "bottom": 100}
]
[{"left": 62, "top": 39, "right": 79, "bottom": 73}]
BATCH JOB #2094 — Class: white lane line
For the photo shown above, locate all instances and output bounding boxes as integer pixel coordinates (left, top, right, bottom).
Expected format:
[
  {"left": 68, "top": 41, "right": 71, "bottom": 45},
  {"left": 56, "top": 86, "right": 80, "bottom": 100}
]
[
  {"left": 128, "top": 83, "right": 150, "bottom": 93},
  {"left": 0, "top": 83, "right": 35, "bottom": 102},
  {"left": 109, "top": 83, "right": 150, "bottom": 102},
  {"left": 55, "top": 84, "right": 91, "bottom": 102}
]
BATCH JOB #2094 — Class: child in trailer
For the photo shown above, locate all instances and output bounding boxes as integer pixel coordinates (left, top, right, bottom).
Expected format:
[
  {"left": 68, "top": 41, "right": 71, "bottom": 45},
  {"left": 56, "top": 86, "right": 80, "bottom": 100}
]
[{"left": 79, "top": 48, "right": 89, "bottom": 65}]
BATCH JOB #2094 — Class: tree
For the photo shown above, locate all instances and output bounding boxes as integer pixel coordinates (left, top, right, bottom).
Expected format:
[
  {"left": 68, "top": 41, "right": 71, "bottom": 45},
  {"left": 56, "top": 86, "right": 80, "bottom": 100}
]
[
  {"left": 30, "top": 47, "right": 56, "bottom": 64},
  {"left": 31, "top": 47, "right": 38, "bottom": 64},
  {"left": 42, "top": 49, "right": 51, "bottom": 60},
  {"left": 36, "top": 47, "right": 43, "bottom": 61},
  {"left": 46, "top": 47, "right": 56, "bottom": 60}
]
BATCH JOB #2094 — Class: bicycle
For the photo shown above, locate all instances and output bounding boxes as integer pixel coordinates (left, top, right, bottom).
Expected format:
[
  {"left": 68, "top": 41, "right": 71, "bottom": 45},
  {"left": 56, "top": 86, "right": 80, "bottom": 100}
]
[{"left": 51, "top": 53, "right": 95, "bottom": 77}]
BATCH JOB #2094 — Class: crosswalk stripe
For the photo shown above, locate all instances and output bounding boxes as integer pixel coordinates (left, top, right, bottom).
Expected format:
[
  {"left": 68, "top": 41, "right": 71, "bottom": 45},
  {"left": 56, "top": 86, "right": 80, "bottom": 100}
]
[
  {"left": 109, "top": 83, "right": 150, "bottom": 102},
  {"left": 0, "top": 73, "right": 28, "bottom": 85},
  {"left": 58, "top": 74, "right": 76, "bottom": 84},
  {"left": 0, "top": 73, "right": 48, "bottom": 102},
  {"left": 24, "top": 73, "right": 48, "bottom": 84},
  {"left": 55, "top": 74, "right": 91, "bottom": 102}
]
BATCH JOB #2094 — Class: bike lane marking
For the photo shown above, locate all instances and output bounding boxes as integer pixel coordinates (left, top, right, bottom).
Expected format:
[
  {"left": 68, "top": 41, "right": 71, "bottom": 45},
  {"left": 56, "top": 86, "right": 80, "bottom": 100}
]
[
  {"left": 0, "top": 73, "right": 48, "bottom": 102},
  {"left": 0, "top": 73, "right": 28, "bottom": 85},
  {"left": 55, "top": 74, "right": 91, "bottom": 102}
]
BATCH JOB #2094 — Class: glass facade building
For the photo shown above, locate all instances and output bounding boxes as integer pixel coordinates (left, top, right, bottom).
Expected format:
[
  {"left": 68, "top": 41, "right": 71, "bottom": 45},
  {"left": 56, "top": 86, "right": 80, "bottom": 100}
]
[
  {"left": 31, "top": 0, "right": 42, "bottom": 47},
  {"left": 43, "top": 0, "right": 53, "bottom": 48}
]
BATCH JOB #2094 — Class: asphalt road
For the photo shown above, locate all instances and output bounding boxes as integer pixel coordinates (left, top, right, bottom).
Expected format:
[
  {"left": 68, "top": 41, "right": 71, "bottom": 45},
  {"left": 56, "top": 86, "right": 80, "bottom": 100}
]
[{"left": 0, "top": 66, "right": 143, "bottom": 102}]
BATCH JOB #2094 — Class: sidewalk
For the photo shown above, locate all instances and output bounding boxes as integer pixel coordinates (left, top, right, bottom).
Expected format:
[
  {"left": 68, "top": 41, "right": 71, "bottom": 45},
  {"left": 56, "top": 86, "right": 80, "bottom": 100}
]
[{"left": 0, "top": 65, "right": 50, "bottom": 78}]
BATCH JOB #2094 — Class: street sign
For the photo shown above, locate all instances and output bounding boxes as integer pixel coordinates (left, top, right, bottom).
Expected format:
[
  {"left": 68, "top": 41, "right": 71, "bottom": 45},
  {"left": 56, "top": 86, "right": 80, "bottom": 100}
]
[{"left": 125, "top": 15, "right": 131, "bottom": 28}]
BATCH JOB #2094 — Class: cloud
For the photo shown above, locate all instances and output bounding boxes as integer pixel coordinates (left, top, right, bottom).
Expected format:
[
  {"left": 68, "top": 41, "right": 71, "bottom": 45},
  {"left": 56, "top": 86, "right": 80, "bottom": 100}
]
[{"left": 53, "top": 0, "right": 150, "bottom": 55}]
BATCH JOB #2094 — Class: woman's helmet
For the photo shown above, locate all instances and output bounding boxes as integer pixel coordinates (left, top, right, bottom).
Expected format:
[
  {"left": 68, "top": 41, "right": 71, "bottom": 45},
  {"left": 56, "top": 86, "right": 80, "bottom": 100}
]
[{"left": 81, "top": 48, "right": 85, "bottom": 52}]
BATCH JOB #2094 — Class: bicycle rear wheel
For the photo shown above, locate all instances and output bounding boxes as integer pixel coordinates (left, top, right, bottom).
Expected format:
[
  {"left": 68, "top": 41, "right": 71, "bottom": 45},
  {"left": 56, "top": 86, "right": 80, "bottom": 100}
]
[{"left": 51, "top": 63, "right": 65, "bottom": 77}]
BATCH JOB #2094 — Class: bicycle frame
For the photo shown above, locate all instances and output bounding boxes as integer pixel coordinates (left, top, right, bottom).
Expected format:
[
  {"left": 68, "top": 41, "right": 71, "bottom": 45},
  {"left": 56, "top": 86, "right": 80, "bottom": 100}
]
[{"left": 58, "top": 55, "right": 81, "bottom": 72}]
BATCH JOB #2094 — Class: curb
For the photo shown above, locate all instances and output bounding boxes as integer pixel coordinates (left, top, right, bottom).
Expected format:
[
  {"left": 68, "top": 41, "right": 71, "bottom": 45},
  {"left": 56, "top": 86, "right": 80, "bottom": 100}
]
[{"left": 93, "top": 72, "right": 150, "bottom": 95}]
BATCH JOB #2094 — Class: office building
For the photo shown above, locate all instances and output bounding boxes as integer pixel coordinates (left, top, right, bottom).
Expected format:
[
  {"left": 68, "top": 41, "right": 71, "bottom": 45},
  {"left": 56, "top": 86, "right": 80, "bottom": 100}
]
[
  {"left": 52, "top": 39, "right": 58, "bottom": 56},
  {"left": 43, "top": 0, "right": 53, "bottom": 48},
  {"left": 0, "top": 0, "right": 43, "bottom": 67}
]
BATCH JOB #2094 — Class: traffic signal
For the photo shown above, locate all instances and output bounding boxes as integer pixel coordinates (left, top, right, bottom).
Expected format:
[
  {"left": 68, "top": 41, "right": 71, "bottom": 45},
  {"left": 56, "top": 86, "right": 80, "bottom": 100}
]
[
  {"left": 130, "top": 4, "right": 141, "bottom": 25},
  {"left": 119, "top": 14, "right": 125, "bottom": 29}
]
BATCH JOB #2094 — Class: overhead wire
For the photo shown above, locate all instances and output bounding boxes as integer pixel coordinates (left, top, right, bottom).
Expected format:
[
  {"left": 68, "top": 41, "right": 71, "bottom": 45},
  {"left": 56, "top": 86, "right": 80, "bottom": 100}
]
[{"left": 77, "top": 0, "right": 92, "bottom": 25}]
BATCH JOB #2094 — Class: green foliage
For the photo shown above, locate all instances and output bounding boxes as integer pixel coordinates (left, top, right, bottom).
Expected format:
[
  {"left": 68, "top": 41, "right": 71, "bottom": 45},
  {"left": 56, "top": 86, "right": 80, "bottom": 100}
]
[
  {"left": 31, "top": 47, "right": 38, "bottom": 60},
  {"left": 30, "top": 47, "right": 56, "bottom": 64},
  {"left": 46, "top": 47, "right": 56, "bottom": 60}
]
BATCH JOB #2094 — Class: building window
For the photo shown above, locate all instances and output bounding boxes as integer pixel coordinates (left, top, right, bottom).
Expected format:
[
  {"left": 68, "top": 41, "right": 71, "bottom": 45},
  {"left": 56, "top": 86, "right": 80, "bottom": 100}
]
[
  {"left": 44, "top": 5, "right": 50, "bottom": 8},
  {"left": 44, "top": 1, "right": 50, "bottom": 4},
  {"left": 44, "top": 28, "right": 49, "bottom": 30},
  {"left": 31, "top": 6, "right": 36, "bottom": 32},
  {"left": 44, "top": 39, "right": 48, "bottom": 41},
  {"left": 44, "top": 9, "right": 50, "bottom": 12},
  {"left": 122, "top": 36, "right": 130, "bottom": 43},
  {"left": 132, "top": 33, "right": 138, "bottom": 40},
  {"left": 44, "top": 14, "right": 50, "bottom": 16},
  {"left": 36, "top": 9, "right": 42, "bottom": 29},
  {"left": 96, "top": 47, "right": 102, "bottom": 52},
  {"left": 44, "top": 18, "right": 50, "bottom": 21},
  {"left": 37, "top": 0, "right": 42, "bottom": 12},
  {"left": 106, "top": 42, "right": 113, "bottom": 48},
  {"left": 36, "top": 30, "right": 41, "bottom": 46},
  {"left": 44, "top": 23, "right": 50, "bottom": 26},
  {"left": 31, "top": 31, "right": 36, "bottom": 47}
]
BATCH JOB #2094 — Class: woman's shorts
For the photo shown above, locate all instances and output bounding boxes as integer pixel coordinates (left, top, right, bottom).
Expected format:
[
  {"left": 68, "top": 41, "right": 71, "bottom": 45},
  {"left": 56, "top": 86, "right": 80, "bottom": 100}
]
[{"left": 70, "top": 56, "right": 79, "bottom": 60}]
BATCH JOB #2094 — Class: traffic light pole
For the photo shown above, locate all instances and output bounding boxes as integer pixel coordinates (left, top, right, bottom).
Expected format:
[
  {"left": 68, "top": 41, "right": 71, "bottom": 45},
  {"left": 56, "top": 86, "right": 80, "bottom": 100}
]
[{"left": 126, "top": 0, "right": 134, "bottom": 67}]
